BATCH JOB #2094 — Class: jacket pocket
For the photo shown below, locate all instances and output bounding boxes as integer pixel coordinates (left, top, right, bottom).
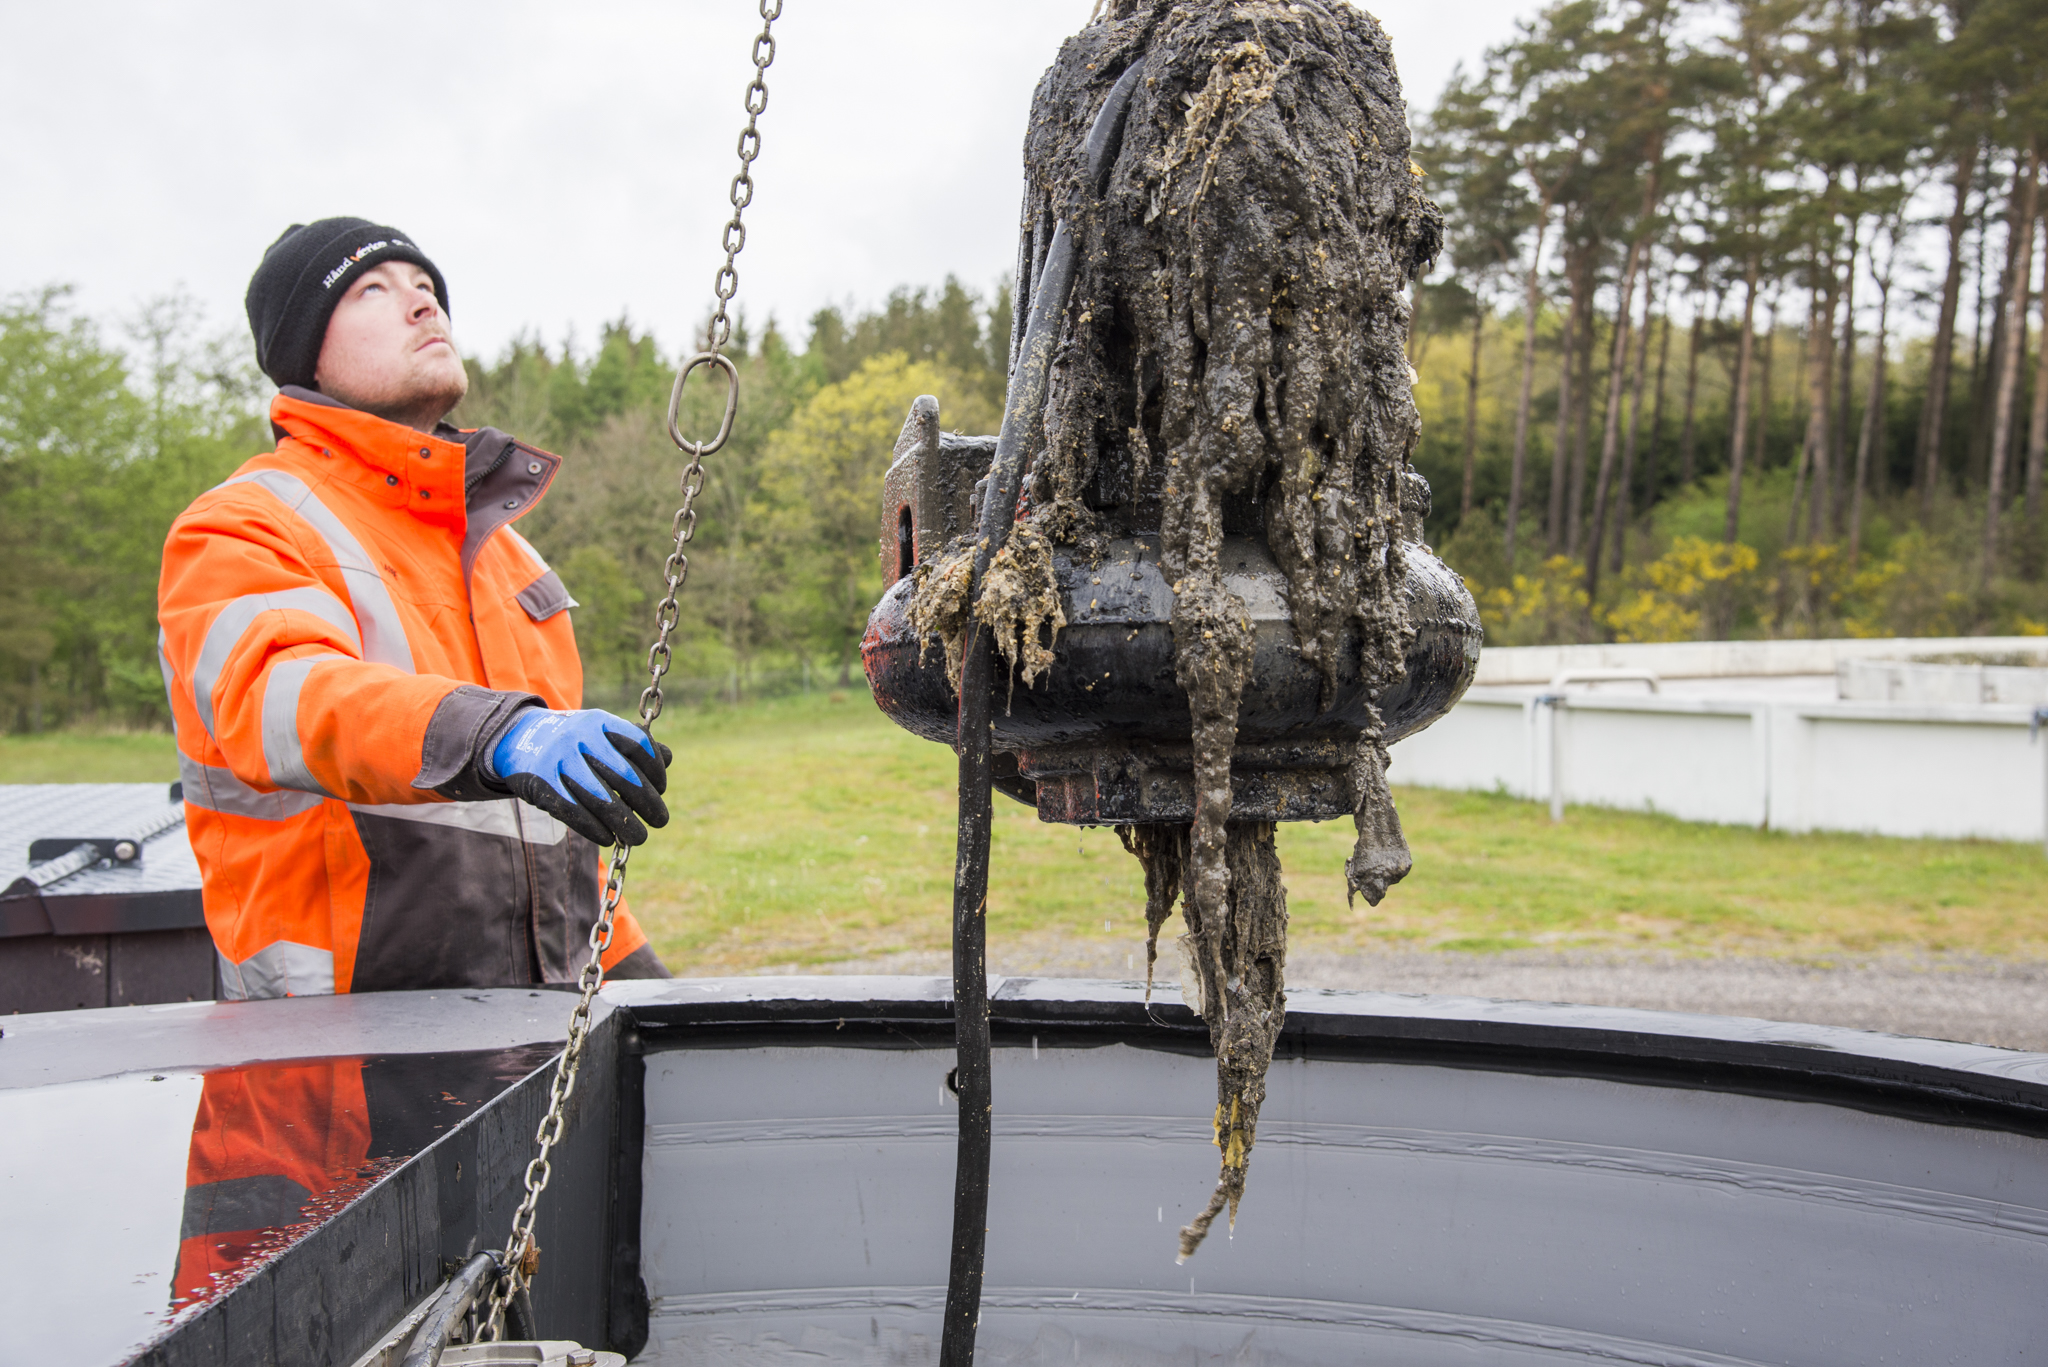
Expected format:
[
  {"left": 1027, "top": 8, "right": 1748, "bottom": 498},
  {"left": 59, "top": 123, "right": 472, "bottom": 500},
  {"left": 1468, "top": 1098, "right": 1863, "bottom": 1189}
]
[
  {"left": 514, "top": 568, "right": 577, "bottom": 623},
  {"left": 348, "top": 801, "right": 532, "bottom": 990}
]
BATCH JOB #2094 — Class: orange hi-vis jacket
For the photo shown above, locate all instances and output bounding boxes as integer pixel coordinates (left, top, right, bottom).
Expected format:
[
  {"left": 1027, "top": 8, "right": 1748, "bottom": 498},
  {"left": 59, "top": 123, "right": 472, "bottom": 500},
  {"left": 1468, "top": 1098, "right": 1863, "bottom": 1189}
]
[
  {"left": 158, "top": 387, "right": 651, "bottom": 997},
  {"left": 172, "top": 1058, "right": 371, "bottom": 1308}
]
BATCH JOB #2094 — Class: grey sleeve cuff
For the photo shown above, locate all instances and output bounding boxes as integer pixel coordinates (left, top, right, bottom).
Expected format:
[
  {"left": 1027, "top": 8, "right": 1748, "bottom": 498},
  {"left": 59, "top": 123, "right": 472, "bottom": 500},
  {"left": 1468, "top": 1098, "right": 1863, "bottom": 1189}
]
[{"left": 415, "top": 685, "right": 545, "bottom": 801}]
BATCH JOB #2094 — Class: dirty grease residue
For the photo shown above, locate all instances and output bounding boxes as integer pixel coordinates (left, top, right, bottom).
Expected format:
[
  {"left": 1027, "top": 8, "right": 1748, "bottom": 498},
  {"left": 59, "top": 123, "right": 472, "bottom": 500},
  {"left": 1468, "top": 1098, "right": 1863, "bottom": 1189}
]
[
  {"left": 1026, "top": 0, "right": 1440, "bottom": 1256},
  {"left": 910, "top": 526, "right": 1067, "bottom": 707}
]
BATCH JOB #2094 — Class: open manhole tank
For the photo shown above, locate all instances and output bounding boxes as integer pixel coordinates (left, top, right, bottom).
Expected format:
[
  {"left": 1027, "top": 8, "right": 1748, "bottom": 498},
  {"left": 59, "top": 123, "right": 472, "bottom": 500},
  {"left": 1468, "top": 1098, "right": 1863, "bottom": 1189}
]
[
  {"left": 16, "top": 4, "right": 2045, "bottom": 1363},
  {"left": 10, "top": 977, "right": 2048, "bottom": 1365}
]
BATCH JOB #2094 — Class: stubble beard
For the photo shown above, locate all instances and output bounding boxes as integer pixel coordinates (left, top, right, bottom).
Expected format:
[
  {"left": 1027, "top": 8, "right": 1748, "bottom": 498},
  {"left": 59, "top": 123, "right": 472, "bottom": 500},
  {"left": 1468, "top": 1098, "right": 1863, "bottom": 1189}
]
[{"left": 324, "top": 354, "right": 469, "bottom": 432}]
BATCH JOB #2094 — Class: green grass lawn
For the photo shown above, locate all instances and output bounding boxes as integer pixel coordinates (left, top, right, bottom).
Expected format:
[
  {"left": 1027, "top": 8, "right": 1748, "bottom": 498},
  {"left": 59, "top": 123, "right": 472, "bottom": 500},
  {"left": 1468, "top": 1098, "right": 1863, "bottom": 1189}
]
[
  {"left": 0, "top": 730, "right": 187, "bottom": 783},
  {"left": 8, "top": 697, "right": 2044, "bottom": 970}
]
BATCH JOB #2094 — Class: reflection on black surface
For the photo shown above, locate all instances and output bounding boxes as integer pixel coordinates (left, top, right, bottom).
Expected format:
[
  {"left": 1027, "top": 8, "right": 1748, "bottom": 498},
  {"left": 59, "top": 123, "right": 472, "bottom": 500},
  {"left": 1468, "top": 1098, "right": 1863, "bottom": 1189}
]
[{"left": 169, "top": 1044, "right": 558, "bottom": 1314}]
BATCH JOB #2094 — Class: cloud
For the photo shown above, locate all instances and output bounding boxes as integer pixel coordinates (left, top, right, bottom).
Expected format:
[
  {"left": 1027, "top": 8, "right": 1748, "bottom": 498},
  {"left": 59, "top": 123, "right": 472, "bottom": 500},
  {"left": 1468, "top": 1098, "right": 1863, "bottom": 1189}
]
[{"left": 0, "top": 0, "right": 1528, "bottom": 359}]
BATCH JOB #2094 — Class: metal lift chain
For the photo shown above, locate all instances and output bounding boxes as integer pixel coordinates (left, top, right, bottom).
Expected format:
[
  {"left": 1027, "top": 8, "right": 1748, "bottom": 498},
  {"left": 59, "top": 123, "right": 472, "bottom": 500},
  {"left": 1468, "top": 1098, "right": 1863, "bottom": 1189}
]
[{"left": 482, "top": 0, "right": 782, "bottom": 1340}]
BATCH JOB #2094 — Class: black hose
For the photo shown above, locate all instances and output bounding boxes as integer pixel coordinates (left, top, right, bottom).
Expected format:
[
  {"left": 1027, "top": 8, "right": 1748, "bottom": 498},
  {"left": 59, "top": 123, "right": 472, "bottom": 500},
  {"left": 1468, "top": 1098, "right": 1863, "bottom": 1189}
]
[
  {"left": 937, "top": 223, "right": 1071, "bottom": 1367},
  {"left": 938, "top": 57, "right": 1144, "bottom": 1367},
  {"left": 396, "top": 1251, "right": 538, "bottom": 1366},
  {"left": 1085, "top": 60, "right": 1147, "bottom": 195},
  {"left": 940, "top": 634, "right": 997, "bottom": 1367},
  {"left": 399, "top": 1253, "right": 498, "bottom": 1367}
]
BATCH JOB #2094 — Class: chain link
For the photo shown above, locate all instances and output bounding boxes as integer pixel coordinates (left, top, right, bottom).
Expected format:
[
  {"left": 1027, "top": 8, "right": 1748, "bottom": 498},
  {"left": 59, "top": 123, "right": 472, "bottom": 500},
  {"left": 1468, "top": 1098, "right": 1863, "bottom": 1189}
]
[
  {"left": 484, "top": 0, "right": 781, "bottom": 1339},
  {"left": 663, "top": 0, "right": 775, "bottom": 460},
  {"left": 710, "top": 2, "right": 775, "bottom": 357}
]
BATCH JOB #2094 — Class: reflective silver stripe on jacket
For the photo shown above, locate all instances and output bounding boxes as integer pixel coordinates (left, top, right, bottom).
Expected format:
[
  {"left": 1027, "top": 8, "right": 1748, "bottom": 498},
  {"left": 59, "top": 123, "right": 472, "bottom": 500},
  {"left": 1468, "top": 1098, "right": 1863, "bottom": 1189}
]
[
  {"left": 346, "top": 797, "right": 571, "bottom": 846},
  {"left": 192, "top": 587, "right": 360, "bottom": 740},
  {"left": 223, "top": 469, "right": 415, "bottom": 673},
  {"left": 505, "top": 528, "right": 550, "bottom": 571},
  {"left": 261, "top": 657, "right": 340, "bottom": 798},
  {"left": 217, "top": 940, "right": 335, "bottom": 1000},
  {"left": 178, "top": 750, "right": 324, "bottom": 821}
]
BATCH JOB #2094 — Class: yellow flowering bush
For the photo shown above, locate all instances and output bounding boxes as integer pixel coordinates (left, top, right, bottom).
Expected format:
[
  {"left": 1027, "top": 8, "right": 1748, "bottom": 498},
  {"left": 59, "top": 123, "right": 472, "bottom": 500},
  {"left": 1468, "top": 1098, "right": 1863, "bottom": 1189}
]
[
  {"left": 1471, "top": 556, "right": 1591, "bottom": 646},
  {"left": 1601, "top": 537, "right": 1759, "bottom": 642}
]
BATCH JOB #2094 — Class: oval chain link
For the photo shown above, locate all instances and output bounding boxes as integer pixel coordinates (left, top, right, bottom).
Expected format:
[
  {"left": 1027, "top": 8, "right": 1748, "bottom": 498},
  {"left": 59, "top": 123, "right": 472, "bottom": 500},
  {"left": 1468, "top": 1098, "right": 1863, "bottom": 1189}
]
[{"left": 485, "top": 0, "right": 781, "bottom": 1339}]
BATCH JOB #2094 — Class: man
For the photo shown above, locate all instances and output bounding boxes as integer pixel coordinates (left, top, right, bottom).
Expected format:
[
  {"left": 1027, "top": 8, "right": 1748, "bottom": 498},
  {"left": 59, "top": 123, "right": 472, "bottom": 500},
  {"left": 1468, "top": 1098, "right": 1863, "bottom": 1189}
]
[{"left": 158, "top": 217, "right": 672, "bottom": 997}]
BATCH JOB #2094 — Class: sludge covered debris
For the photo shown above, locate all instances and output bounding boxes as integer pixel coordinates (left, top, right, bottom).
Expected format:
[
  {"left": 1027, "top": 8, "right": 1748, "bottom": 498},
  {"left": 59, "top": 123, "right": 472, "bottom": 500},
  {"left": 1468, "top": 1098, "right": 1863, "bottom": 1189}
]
[
  {"left": 911, "top": 0, "right": 1440, "bottom": 1257},
  {"left": 1033, "top": 0, "right": 1439, "bottom": 1258}
]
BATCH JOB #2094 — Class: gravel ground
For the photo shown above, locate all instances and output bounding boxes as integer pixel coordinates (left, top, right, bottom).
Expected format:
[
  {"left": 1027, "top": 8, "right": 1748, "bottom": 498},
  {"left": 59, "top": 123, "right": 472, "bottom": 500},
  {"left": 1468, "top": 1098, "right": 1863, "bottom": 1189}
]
[{"left": 763, "top": 940, "right": 2048, "bottom": 1052}]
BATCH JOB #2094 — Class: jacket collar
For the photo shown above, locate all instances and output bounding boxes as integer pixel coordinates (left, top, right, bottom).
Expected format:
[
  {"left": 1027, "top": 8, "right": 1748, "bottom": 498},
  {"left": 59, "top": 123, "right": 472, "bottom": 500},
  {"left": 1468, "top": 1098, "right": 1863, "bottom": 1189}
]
[
  {"left": 266, "top": 389, "right": 562, "bottom": 571},
  {"left": 271, "top": 387, "right": 472, "bottom": 534}
]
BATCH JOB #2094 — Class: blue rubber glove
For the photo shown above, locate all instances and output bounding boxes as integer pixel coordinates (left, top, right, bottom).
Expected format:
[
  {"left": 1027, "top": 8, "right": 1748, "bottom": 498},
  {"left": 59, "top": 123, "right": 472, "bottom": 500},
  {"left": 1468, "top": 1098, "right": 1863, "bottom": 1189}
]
[{"left": 489, "top": 708, "right": 671, "bottom": 847}]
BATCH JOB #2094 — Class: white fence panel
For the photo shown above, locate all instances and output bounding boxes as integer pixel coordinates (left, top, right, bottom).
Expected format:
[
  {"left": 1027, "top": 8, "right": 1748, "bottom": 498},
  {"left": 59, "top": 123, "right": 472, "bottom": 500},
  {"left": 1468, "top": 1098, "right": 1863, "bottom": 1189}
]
[
  {"left": 1390, "top": 686, "right": 2048, "bottom": 845},
  {"left": 1391, "top": 696, "right": 1531, "bottom": 797},
  {"left": 1475, "top": 635, "right": 2048, "bottom": 685},
  {"left": 1768, "top": 708, "right": 2043, "bottom": 841},
  {"left": 1557, "top": 702, "right": 1765, "bottom": 826}
]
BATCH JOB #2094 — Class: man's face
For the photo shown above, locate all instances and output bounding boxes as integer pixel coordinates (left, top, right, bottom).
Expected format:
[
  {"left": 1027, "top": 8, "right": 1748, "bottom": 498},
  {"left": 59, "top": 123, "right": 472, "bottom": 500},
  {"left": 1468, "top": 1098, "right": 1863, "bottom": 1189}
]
[{"left": 312, "top": 261, "right": 469, "bottom": 431}]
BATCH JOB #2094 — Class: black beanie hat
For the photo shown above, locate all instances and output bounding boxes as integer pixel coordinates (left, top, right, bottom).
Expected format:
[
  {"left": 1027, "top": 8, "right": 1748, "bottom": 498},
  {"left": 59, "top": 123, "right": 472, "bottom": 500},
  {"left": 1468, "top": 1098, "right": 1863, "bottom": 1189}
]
[{"left": 244, "top": 218, "right": 450, "bottom": 390}]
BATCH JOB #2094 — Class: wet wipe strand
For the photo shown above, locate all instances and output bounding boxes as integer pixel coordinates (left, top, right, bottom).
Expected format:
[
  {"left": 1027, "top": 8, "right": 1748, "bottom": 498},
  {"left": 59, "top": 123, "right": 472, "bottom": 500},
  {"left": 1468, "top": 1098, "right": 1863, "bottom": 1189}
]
[
  {"left": 1118, "top": 821, "right": 1288, "bottom": 1260},
  {"left": 977, "top": 526, "right": 1066, "bottom": 704},
  {"left": 1117, "top": 822, "right": 1186, "bottom": 994},
  {"left": 907, "top": 542, "right": 976, "bottom": 688},
  {"left": 909, "top": 525, "right": 1066, "bottom": 707}
]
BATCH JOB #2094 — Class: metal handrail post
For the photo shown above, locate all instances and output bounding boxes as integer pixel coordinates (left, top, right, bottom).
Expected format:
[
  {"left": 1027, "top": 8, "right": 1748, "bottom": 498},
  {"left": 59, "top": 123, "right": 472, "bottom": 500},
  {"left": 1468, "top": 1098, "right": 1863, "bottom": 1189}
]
[
  {"left": 1535, "top": 693, "right": 1567, "bottom": 823},
  {"left": 2033, "top": 707, "right": 2048, "bottom": 858}
]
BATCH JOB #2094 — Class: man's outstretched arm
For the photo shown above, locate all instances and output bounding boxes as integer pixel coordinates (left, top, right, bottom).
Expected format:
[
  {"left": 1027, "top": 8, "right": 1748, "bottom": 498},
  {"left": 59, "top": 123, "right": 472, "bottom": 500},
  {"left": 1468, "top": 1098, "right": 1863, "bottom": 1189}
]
[{"left": 160, "top": 484, "right": 667, "bottom": 845}]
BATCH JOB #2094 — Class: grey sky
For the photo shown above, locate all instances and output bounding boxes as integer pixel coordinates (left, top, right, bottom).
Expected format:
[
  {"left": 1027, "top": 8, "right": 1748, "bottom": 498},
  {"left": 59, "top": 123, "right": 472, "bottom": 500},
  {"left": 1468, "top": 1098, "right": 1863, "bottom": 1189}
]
[{"left": 3, "top": 1, "right": 1531, "bottom": 362}]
